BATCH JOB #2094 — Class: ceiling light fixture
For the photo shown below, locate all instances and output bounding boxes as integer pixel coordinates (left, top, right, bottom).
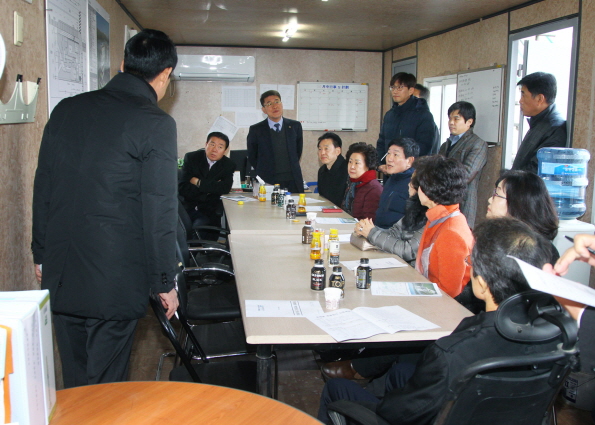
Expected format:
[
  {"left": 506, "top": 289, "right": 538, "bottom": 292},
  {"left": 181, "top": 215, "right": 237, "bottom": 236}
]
[{"left": 282, "top": 22, "right": 298, "bottom": 42}]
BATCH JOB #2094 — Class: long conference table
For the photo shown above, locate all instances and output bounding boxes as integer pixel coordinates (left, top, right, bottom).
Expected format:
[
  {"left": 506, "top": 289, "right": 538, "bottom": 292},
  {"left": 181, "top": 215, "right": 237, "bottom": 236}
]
[{"left": 223, "top": 194, "right": 472, "bottom": 397}]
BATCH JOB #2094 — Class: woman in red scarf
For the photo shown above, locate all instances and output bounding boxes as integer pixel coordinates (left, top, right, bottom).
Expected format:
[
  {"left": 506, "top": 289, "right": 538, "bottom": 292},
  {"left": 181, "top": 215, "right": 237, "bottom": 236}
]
[{"left": 341, "top": 142, "right": 382, "bottom": 221}]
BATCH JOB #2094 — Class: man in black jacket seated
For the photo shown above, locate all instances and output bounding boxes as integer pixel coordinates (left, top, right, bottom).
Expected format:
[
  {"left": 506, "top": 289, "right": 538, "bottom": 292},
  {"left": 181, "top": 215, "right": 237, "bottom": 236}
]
[
  {"left": 318, "top": 218, "right": 561, "bottom": 425},
  {"left": 317, "top": 132, "right": 348, "bottom": 207},
  {"left": 179, "top": 131, "right": 235, "bottom": 237}
]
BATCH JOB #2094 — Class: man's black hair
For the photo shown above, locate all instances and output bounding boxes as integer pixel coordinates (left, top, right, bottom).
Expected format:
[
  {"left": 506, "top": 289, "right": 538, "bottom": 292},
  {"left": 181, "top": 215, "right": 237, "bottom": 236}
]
[
  {"left": 388, "top": 137, "right": 419, "bottom": 158},
  {"left": 447, "top": 101, "right": 477, "bottom": 128},
  {"left": 206, "top": 132, "right": 230, "bottom": 150},
  {"left": 317, "top": 132, "right": 342, "bottom": 149},
  {"left": 124, "top": 29, "right": 177, "bottom": 82},
  {"left": 390, "top": 72, "right": 416, "bottom": 89},
  {"left": 260, "top": 90, "right": 282, "bottom": 107},
  {"left": 414, "top": 84, "right": 430, "bottom": 100},
  {"left": 517, "top": 72, "right": 557, "bottom": 104},
  {"left": 472, "top": 217, "right": 551, "bottom": 305}
]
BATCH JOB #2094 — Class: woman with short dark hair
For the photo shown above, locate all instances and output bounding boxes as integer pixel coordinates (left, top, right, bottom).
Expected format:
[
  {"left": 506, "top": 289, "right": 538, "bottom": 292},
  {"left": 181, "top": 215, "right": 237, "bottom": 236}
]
[
  {"left": 342, "top": 142, "right": 382, "bottom": 221},
  {"left": 414, "top": 155, "right": 473, "bottom": 297}
]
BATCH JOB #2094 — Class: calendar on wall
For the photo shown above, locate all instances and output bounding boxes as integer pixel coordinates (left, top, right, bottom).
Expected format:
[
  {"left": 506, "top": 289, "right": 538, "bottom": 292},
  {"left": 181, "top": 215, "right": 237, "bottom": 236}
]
[{"left": 297, "top": 82, "right": 368, "bottom": 132}]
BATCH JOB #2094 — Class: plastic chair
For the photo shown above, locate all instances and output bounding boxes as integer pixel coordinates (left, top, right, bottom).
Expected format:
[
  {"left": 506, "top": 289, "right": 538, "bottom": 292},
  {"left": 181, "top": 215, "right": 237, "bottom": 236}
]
[{"left": 327, "top": 290, "right": 579, "bottom": 425}]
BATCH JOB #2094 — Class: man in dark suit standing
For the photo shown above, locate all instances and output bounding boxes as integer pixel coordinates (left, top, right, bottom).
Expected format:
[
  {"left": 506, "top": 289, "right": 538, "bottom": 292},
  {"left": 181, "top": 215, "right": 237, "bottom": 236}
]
[
  {"left": 247, "top": 90, "right": 304, "bottom": 193},
  {"left": 179, "top": 131, "right": 235, "bottom": 234},
  {"left": 32, "top": 30, "right": 179, "bottom": 388}
]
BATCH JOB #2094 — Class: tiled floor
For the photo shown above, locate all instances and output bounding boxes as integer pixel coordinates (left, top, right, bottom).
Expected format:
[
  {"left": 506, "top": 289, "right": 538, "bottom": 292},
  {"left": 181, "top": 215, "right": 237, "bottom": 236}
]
[{"left": 129, "top": 309, "right": 594, "bottom": 424}]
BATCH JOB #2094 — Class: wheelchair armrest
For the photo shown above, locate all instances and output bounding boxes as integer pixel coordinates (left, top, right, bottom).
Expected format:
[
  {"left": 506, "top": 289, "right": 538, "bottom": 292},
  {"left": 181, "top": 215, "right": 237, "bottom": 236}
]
[
  {"left": 327, "top": 400, "right": 389, "bottom": 425},
  {"left": 192, "top": 225, "right": 230, "bottom": 235}
]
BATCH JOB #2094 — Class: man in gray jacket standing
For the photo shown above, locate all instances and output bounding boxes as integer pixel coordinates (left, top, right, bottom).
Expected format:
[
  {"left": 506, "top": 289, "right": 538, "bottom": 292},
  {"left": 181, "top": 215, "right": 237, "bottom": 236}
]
[
  {"left": 32, "top": 30, "right": 179, "bottom": 388},
  {"left": 439, "top": 101, "right": 488, "bottom": 228}
]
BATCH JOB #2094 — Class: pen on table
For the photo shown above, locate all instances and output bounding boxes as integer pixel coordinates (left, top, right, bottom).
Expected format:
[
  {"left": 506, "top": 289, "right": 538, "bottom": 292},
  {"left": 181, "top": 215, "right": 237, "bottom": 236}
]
[{"left": 565, "top": 236, "right": 595, "bottom": 256}]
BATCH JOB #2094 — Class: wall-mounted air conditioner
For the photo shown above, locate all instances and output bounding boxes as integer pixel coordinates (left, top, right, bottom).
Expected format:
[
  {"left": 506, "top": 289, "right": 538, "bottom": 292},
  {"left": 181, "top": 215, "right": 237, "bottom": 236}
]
[{"left": 172, "top": 55, "right": 255, "bottom": 82}]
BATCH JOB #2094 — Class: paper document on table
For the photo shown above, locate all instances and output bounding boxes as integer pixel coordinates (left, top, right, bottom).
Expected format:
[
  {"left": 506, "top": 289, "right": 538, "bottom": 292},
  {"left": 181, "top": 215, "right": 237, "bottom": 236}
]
[
  {"left": 371, "top": 281, "right": 442, "bottom": 296},
  {"left": 341, "top": 257, "right": 407, "bottom": 271},
  {"left": 305, "top": 197, "right": 326, "bottom": 203},
  {"left": 338, "top": 234, "right": 352, "bottom": 243},
  {"left": 305, "top": 206, "right": 326, "bottom": 212},
  {"left": 510, "top": 256, "right": 595, "bottom": 307},
  {"left": 315, "top": 218, "right": 358, "bottom": 224},
  {"left": 220, "top": 195, "right": 257, "bottom": 202},
  {"left": 245, "top": 300, "right": 325, "bottom": 317},
  {"left": 306, "top": 305, "right": 439, "bottom": 342}
]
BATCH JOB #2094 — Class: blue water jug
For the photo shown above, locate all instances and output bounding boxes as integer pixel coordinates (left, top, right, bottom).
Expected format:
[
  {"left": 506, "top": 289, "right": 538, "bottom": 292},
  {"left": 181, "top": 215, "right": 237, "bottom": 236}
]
[{"left": 537, "top": 148, "right": 590, "bottom": 220}]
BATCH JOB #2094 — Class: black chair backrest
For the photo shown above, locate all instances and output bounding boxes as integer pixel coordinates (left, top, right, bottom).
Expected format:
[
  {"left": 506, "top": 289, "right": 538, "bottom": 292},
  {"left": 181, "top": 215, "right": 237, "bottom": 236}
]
[
  {"left": 433, "top": 290, "right": 579, "bottom": 425},
  {"left": 495, "top": 290, "right": 578, "bottom": 349},
  {"left": 149, "top": 267, "right": 210, "bottom": 381},
  {"left": 229, "top": 150, "right": 248, "bottom": 181}
]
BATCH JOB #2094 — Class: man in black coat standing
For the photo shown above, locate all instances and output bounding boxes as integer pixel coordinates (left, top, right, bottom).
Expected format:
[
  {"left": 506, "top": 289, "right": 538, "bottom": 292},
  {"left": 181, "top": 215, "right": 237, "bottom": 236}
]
[
  {"left": 247, "top": 90, "right": 304, "bottom": 193},
  {"left": 179, "top": 131, "right": 235, "bottom": 235},
  {"left": 32, "top": 30, "right": 179, "bottom": 388}
]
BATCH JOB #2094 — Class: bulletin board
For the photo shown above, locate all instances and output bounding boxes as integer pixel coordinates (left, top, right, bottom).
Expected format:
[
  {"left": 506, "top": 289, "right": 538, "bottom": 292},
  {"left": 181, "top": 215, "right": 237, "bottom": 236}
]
[
  {"left": 297, "top": 82, "right": 368, "bottom": 131},
  {"left": 456, "top": 67, "right": 504, "bottom": 144}
]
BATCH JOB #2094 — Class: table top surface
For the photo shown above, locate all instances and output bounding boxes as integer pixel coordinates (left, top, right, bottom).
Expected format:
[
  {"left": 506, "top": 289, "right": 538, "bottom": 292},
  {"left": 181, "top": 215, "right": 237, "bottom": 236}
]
[
  {"left": 223, "top": 194, "right": 357, "bottom": 235},
  {"left": 50, "top": 381, "right": 321, "bottom": 424},
  {"left": 229, "top": 233, "right": 473, "bottom": 345}
]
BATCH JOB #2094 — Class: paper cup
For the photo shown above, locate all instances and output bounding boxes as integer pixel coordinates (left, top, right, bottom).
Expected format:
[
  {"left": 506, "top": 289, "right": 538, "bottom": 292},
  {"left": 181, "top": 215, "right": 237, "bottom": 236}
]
[
  {"left": 306, "top": 212, "right": 317, "bottom": 224},
  {"left": 324, "top": 287, "right": 342, "bottom": 310}
]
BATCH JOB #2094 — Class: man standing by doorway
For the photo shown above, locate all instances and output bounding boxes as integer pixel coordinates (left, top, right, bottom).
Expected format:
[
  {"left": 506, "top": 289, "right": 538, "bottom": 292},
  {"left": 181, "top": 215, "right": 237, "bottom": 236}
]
[{"left": 511, "top": 72, "right": 567, "bottom": 173}]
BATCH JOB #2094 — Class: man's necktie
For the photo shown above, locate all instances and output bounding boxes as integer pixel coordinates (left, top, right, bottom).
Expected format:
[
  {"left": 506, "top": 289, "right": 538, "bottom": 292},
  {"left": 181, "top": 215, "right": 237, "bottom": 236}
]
[{"left": 274, "top": 123, "right": 280, "bottom": 132}]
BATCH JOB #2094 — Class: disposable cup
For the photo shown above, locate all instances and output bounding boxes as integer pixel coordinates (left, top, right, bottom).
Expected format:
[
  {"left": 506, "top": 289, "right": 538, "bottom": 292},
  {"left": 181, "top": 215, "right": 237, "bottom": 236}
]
[
  {"left": 306, "top": 212, "right": 317, "bottom": 224},
  {"left": 324, "top": 287, "right": 342, "bottom": 310}
]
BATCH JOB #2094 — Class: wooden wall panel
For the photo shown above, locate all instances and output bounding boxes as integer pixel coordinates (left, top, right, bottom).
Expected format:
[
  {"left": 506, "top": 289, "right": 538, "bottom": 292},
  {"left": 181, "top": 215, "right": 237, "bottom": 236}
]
[
  {"left": 0, "top": 0, "right": 134, "bottom": 293},
  {"left": 572, "top": 0, "right": 595, "bottom": 222},
  {"left": 417, "top": 14, "right": 508, "bottom": 81},
  {"left": 510, "top": 0, "right": 579, "bottom": 31},
  {"left": 392, "top": 43, "right": 416, "bottom": 61}
]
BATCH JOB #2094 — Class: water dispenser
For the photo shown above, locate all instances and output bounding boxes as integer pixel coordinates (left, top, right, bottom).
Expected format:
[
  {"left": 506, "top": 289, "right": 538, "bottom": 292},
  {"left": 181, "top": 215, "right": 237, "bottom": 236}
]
[{"left": 537, "top": 147, "right": 590, "bottom": 220}]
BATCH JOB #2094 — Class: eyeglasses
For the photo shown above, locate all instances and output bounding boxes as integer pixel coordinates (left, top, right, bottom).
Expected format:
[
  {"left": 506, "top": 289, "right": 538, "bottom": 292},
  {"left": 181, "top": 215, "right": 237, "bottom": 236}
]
[
  {"left": 464, "top": 255, "right": 472, "bottom": 267},
  {"left": 389, "top": 85, "right": 407, "bottom": 91},
  {"left": 492, "top": 188, "right": 507, "bottom": 200},
  {"left": 263, "top": 100, "right": 282, "bottom": 107}
]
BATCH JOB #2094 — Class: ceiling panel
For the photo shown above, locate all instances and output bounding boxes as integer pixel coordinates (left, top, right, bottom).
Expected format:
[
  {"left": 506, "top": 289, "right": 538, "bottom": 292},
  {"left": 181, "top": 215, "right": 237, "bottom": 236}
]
[{"left": 119, "top": 0, "right": 536, "bottom": 51}]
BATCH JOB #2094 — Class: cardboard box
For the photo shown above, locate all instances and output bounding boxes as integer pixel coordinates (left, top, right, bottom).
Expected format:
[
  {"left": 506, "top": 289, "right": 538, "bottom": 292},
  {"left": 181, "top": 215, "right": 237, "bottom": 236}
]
[{"left": 0, "top": 290, "right": 56, "bottom": 425}]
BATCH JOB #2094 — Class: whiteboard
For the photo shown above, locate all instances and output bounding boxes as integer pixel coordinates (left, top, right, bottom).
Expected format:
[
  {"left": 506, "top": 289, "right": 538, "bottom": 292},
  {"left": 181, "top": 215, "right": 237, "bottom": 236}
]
[
  {"left": 456, "top": 67, "right": 504, "bottom": 144},
  {"left": 297, "top": 82, "right": 368, "bottom": 131}
]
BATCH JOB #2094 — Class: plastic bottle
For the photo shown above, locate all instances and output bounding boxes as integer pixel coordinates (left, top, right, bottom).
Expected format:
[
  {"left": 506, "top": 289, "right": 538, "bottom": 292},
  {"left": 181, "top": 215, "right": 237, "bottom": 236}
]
[
  {"left": 298, "top": 194, "right": 307, "bottom": 214},
  {"left": 356, "top": 258, "right": 372, "bottom": 289},
  {"left": 328, "top": 266, "right": 345, "bottom": 297},
  {"left": 277, "top": 189, "right": 286, "bottom": 208},
  {"left": 283, "top": 191, "right": 291, "bottom": 210},
  {"left": 537, "top": 148, "right": 591, "bottom": 219},
  {"left": 271, "top": 184, "right": 280, "bottom": 206},
  {"left": 258, "top": 184, "right": 266, "bottom": 202},
  {"left": 302, "top": 220, "right": 314, "bottom": 244},
  {"left": 311, "top": 259, "right": 326, "bottom": 291},
  {"left": 286, "top": 198, "right": 296, "bottom": 219},
  {"left": 328, "top": 228, "right": 340, "bottom": 265},
  {"left": 310, "top": 231, "right": 322, "bottom": 260}
]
